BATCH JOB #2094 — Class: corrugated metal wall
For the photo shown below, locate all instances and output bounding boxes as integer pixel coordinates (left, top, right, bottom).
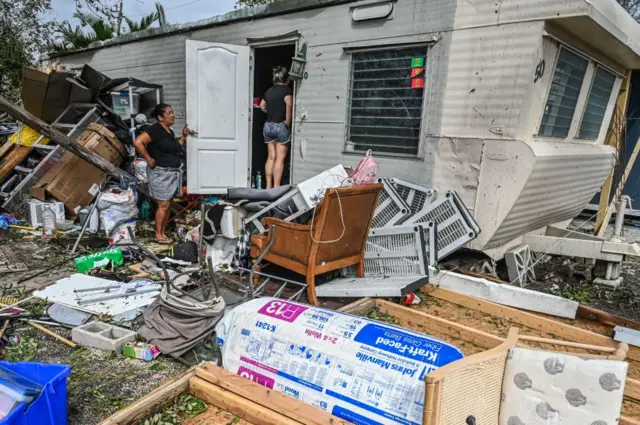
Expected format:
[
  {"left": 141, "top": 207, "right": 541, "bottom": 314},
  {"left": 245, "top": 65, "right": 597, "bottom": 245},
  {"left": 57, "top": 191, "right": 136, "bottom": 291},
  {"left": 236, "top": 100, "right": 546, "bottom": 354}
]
[{"left": 54, "top": 0, "right": 591, "bottom": 187}]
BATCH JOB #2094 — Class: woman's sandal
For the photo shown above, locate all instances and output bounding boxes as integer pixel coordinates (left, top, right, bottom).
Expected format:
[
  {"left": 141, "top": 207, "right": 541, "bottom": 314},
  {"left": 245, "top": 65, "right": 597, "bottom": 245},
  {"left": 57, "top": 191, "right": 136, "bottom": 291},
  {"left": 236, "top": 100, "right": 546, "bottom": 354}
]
[{"left": 155, "top": 237, "right": 173, "bottom": 245}]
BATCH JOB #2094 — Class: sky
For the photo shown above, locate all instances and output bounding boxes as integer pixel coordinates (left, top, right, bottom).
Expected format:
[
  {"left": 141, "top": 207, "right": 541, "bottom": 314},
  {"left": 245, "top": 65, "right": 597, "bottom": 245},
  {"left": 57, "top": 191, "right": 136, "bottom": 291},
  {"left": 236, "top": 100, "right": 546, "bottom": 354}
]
[{"left": 48, "top": 0, "right": 238, "bottom": 27}]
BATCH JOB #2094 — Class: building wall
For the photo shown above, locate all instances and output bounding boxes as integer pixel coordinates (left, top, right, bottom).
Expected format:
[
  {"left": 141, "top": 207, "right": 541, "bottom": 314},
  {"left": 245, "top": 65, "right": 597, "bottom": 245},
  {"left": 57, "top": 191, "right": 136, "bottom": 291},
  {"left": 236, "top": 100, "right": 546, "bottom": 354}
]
[{"left": 54, "top": 0, "right": 595, "bottom": 192}]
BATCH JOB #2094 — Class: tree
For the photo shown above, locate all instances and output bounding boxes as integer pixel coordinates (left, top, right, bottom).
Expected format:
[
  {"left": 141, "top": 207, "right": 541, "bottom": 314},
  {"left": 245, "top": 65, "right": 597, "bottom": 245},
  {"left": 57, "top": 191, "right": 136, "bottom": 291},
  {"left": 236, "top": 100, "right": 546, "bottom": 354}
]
[
  {"left": 618, "top": 0, "right": 640, "bottom": 19},
  {"left": 0, "top": 0, "right": 54, "bottom": 102}
]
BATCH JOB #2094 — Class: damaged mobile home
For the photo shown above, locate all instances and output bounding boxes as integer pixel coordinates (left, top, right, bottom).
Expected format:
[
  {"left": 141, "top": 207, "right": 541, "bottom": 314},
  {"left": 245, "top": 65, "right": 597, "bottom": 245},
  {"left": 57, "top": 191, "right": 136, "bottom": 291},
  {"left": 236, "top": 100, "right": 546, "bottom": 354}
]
[{"left": 44, "top": 0, "right": 640, "bottom": 258}]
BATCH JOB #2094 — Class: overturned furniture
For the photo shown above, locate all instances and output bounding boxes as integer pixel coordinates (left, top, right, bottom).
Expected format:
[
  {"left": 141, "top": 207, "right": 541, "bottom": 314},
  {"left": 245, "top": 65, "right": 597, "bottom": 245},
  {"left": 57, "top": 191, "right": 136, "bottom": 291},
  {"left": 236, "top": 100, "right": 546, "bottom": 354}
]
[
  {"left": 424, "top": 327, "right": 631, "bottom": 425},
  {"left": 250, "top": 183, "right": 382, "bottom": 305}
]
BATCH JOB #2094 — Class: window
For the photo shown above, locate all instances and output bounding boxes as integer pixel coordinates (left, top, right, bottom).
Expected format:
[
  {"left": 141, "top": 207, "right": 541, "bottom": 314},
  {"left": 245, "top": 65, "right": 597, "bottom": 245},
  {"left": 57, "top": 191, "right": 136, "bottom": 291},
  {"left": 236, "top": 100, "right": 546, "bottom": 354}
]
[
  {"left": 346, "top": 46, "right": 427, "bottom": 156},
  {"left": 538, "top": 48, "right": 589, "bottom": 138},
  {"left": 578, "top": 67, "right": 616, "bottom": 140}
]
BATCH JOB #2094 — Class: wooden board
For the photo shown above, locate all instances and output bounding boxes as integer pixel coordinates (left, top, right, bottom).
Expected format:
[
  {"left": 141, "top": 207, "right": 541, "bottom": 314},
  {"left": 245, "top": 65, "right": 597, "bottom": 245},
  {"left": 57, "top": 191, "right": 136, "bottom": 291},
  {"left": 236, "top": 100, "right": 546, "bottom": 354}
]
[
  {"left": 375, "top": 299, "right": 504, "bottom": 348},
  {"left": 577, "top": 304, "right": 640, "bottom": 331},
  {"left": 189, "top": 377, "right": 302, "bottom": 425},
  {"left": 0, "top": 144, "right": 30, "bottom": 181},
  {"left": 98, "top": 367, "right": 195, "bottom": 425},
  {"left": 195, "top": 364, "right": 351, "bottom": 425},
  {"left": 337, "top": 297, "right": 376, "bottom": 314},
  {"left": 621, "top": 416, "right": 640, "bottom": 425}
]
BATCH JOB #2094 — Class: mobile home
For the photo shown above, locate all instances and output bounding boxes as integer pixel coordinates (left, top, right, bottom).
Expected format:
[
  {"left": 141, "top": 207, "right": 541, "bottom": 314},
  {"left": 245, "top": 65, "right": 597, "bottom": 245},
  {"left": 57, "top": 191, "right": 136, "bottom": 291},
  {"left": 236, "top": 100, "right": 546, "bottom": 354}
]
[{"left": 46, "top": 0, "right": 640, "bottom": 257}]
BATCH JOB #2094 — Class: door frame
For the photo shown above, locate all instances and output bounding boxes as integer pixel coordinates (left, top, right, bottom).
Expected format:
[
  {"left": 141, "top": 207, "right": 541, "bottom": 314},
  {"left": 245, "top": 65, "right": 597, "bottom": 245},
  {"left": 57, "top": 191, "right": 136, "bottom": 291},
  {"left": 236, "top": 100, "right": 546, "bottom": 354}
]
[{"left": 247, "top": 35, "right": 300, "bottom": 185}]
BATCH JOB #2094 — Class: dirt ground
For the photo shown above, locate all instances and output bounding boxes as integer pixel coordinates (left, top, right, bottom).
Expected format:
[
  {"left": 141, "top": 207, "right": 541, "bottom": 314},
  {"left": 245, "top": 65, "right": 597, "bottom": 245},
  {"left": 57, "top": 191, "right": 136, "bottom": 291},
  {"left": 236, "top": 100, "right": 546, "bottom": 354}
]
[{"left": 182, "top": 406, "right": 252, "bottom": 425}]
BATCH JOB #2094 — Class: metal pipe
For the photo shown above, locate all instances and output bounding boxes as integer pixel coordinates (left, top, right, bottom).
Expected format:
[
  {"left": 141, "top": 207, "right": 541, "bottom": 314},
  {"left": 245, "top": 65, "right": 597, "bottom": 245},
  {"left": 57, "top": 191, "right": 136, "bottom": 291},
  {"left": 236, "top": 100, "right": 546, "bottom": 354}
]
[
  {"left": 613, "top": 196, "right": 629, "bottom": 241},
  {"left": 74, "top": 285, "right": 121, "bottom": 293},
  {"left": 77, "top": 287, "right": 160, "bottom": 306},
  {"left": 249, "top": 225, "right": 277, "bottom": 299},
  {"left": 71, "top": 192, "right": 101, "bottom": 254}
]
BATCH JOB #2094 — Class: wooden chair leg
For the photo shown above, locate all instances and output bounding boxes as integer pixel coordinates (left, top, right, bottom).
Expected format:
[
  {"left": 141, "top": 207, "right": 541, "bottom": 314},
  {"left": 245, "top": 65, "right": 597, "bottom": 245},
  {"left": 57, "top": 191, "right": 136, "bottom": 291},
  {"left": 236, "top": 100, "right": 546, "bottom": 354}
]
[
  {"left": 306, "top": 270, "right": 319, "bottom": 306},
  {"left": 356, "top": 260, "right": 365, "bottom": 278}
]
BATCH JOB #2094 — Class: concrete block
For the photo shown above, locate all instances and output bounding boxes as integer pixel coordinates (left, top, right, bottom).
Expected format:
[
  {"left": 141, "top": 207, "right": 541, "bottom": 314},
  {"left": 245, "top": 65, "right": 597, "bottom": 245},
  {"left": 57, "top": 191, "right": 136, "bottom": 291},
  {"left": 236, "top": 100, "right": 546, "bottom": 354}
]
[{"left": 72, "top": 321, "right": 136, "bottom": 353}]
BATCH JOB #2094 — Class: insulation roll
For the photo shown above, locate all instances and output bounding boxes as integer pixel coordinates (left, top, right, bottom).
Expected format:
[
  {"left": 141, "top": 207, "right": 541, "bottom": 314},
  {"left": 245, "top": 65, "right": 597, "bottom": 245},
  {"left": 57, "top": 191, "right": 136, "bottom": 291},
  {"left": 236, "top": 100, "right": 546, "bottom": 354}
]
[{"left": 215, "top": 298, "right": 463, "bottom": 425}]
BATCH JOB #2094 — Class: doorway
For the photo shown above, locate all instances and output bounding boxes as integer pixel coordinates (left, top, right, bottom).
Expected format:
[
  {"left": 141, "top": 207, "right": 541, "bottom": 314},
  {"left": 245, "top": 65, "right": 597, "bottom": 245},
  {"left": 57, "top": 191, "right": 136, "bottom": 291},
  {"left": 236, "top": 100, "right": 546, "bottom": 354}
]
[{"left": 251, "top": 43, "right": 296, "bottom": 188}]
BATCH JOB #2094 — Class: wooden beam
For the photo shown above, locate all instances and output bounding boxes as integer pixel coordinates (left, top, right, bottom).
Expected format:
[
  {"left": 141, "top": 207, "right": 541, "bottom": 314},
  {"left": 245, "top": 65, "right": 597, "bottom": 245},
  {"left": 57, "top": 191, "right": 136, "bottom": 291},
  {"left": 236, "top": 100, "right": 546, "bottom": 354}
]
[
  {"left": 596, "top": 71, "right": 632, "bottom": 234},
  {"left": 0, "top": 95, "right": 140, "bottom": 189},
  {"left": 375, "top": 299, "right": 504, "bottom": 348},
  {"left": 425, "top": 287, "right": 640, "bottom": 362},
  {"left": 621, "top": 416, "right": 640, "bottom": 425},
  {"left": 196, "top": 364, "right": 350, "bottom": 425},
  {"left": 337, "top": 297, "right": 376, "bottom": 314},
  {"left": 99, "top": 367, "right": 196, "bottom": 425},
  {"left": 626, "top": 378, "right": 640, "bottom": 402},
  {"left": 577, "top": 304, "right": 640, "bottom": 331},
  {"left": 189, "top": 377, "right": 303, "bottom": 425}
]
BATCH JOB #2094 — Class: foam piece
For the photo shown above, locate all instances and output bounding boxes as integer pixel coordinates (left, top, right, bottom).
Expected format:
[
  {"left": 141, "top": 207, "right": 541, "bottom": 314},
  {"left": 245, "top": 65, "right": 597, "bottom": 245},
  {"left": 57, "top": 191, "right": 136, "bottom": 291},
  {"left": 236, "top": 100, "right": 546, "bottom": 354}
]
[{"left": 500, "top": 348, "right": 628, "bottom": 425}]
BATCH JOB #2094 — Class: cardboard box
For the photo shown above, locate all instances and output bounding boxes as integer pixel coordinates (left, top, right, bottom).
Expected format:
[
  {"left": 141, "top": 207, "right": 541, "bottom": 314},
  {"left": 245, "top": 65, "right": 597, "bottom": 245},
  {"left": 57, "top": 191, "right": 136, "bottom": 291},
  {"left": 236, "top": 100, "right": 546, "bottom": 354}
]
[{"left": 31, "top": 124, "right": 126, "bottom": 214}]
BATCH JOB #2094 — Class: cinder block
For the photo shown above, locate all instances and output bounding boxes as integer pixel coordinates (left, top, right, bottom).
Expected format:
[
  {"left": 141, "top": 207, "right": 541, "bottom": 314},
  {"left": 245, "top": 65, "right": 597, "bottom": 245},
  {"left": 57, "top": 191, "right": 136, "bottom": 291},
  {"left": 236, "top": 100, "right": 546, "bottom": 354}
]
[{"left": 72, "top": 321, "right": 136, "bottom": 353}]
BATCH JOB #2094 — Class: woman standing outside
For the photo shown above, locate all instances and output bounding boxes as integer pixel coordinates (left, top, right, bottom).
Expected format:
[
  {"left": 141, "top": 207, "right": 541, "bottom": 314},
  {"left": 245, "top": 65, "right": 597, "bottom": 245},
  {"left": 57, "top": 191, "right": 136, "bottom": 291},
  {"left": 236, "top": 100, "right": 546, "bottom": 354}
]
[
  {"left": 260, "top": 66, "right": 293, "bottom": 189},
  {"left": 133, "top": 103, "right": 189, "bottom": 244}
]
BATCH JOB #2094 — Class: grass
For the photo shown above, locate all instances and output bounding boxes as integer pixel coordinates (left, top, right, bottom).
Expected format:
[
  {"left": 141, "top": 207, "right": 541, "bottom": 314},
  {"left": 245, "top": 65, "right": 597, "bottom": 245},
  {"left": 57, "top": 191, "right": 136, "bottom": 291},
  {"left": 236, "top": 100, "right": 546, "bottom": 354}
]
[
  {"left": 365, "top": 308, "right": 399, "bottom": 325},
  {"left": 554, "top": 285, "right": 592, "bottom": 303},
  {"left": 140, "top": 395, "right": 207, "bottom": 425}
]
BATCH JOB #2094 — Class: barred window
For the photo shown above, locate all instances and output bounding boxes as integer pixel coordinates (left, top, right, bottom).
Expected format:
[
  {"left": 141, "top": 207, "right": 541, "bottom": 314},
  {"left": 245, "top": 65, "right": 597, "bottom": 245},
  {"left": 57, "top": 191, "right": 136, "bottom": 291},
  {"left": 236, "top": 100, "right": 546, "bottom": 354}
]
[
  {"left": 346, "top": 46, "right": 427, "bottom": 156},
  {"left": 578, "top": 66, "right": 616, "bottom": 140}
]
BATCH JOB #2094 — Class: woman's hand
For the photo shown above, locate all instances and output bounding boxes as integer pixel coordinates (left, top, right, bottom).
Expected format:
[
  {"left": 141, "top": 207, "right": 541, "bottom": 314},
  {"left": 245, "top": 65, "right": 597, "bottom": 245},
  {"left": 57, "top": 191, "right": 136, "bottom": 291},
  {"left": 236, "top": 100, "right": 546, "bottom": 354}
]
[
  {"left": 148, "top": 158, "right": 157, "bottom": 169},
  {"left": 183, "top": 125, "right": 190, "bottom": 138}
]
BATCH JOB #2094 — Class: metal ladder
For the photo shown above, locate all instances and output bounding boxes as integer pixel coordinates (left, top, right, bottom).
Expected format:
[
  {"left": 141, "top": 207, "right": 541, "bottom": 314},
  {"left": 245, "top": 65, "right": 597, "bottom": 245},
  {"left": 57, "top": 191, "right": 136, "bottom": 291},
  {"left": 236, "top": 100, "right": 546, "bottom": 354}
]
[{"left": 1, "top": 104, "right": 101, "bottom": 217}]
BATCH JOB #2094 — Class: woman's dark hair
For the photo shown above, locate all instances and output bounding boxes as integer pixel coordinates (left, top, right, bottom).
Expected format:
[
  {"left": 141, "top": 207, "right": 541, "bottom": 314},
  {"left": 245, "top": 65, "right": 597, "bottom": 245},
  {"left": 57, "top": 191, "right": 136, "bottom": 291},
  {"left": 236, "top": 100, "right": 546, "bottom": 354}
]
[
  {"left": 151, "top": 103, "right": 172, "bottom": 121},
  {"left": 273, "top": 66, "right": 290, "bottom": 85}
]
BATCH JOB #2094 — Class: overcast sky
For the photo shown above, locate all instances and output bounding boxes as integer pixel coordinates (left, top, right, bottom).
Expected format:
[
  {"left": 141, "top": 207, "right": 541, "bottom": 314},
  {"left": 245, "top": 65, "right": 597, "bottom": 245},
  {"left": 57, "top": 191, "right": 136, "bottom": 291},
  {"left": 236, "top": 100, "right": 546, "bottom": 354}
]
[{"left": 49, "top": 0, "right": 238, "bottom": 27}]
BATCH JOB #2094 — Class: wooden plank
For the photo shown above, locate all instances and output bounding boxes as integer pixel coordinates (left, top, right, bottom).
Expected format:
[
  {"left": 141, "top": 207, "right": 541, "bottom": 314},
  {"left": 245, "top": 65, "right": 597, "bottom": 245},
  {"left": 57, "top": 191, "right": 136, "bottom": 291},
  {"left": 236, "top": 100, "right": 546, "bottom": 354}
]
[
  {"left": 337, "top": 297, "right": 376, "bottom": 314},
  {"left": 621, "top": 416, "right": 640, "bottom": 425},
  {"left": 99, "top": 367, "right": 195, "bottom": 425},
  {"left": 196, "top": 364, "right": 351, "bottom": 425},
  {"left": 375, "top": 299, "right": 504, "bottom": 348},
  {"left": 0, "top": 142, "right": 14, "bottom": 160},
  {"left": 0, "top": 145, "right": 29, "bottom": 181},
  {"left": 425, "top": 287, "right": 640, "bottom": 363},
  {"left": 189, "top": 377, "right": 302, "bottom": 425},
  {"left": 626, "top": 378, "right": 640, "bottom": 401},
  {"left": 577, "top": 304, "right": 640, "bottom": 331},
  {"left": 0, "top": 95, "right": 148, "bottom": 196}
]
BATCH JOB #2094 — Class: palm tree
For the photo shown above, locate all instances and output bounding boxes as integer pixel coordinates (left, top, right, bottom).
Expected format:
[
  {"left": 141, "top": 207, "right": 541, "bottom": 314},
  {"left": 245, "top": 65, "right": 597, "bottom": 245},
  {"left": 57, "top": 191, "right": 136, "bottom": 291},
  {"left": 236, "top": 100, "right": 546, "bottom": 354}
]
[
  {"left": 73, "top": 11, "right": 116, "bottom": 40},
  {"left": 155, "top": 2, "right": 168, "bottom": 27},
  {"left": 124, "top": 12, "right": 158, "bottom": 32}
]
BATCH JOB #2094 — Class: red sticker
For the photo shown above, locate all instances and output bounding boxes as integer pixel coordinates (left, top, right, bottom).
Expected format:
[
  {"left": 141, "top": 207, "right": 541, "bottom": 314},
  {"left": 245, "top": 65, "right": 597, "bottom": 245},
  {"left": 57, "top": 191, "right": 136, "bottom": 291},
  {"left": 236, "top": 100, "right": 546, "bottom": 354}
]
[
  {"left": 411, "top": 68, "right": 425, "bottom": 78},
  {"left": 411, "top": 78, "right": 425, "bottom": 89}
]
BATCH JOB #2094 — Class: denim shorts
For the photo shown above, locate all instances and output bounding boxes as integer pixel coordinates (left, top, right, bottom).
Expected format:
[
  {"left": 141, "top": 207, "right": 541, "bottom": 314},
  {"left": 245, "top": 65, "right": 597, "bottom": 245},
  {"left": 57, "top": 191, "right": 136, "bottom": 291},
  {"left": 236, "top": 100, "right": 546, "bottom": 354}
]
[{"left": 263, "top": 122, "right": 290, "bottom": 144}]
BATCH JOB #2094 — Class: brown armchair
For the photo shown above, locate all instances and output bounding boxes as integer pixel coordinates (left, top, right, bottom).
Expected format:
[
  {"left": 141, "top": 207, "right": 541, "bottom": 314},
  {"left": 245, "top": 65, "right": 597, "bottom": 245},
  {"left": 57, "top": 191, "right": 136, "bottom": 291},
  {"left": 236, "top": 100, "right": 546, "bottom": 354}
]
[{"left": 250, "top": 183, "right": 382, "bottom": 305}]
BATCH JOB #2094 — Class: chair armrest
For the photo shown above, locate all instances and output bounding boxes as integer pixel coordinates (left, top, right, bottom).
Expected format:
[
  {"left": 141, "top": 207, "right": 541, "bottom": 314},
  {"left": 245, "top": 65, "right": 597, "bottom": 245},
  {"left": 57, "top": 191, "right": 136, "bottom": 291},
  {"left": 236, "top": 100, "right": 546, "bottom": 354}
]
[{"left": 262, "top": 217, "right": 311, "bottom": 232}]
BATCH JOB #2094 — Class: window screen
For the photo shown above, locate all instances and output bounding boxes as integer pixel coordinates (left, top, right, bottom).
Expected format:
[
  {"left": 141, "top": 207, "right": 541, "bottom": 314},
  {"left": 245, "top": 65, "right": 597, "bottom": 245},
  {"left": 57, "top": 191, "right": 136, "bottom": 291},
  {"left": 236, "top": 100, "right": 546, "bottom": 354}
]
[
  {"left": 538, "top": 48, "right": 588, "bottom": 138},
  {"left": 577, "top": 67, "right": 616, "bottom": 140},
  {"left": 346, "top": 46, "right": 427, "bottom": 156}
]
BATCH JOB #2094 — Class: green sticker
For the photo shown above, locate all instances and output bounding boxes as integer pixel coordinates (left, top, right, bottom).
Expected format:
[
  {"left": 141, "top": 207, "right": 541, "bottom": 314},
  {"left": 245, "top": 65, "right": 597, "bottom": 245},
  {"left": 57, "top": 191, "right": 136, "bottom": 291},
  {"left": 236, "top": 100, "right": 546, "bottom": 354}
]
[{"left": 411, "top": 57, "right": 425, "bottom": 68}]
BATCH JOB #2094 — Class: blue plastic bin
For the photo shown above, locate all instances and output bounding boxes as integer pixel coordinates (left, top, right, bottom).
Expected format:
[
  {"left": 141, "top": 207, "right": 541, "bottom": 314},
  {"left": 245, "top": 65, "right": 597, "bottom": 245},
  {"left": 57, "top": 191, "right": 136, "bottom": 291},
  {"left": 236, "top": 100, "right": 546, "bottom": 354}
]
[{"left": 0, "top": 362, "right": 71, "bottom": 425}]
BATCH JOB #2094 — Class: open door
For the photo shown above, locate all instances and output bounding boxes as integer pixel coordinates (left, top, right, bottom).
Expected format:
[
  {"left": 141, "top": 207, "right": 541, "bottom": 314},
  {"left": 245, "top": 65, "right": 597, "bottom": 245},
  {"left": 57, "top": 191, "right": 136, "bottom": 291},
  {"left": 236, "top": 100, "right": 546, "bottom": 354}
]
[{"left": 186, "top": 40, "right": 250, "bottom": 194}]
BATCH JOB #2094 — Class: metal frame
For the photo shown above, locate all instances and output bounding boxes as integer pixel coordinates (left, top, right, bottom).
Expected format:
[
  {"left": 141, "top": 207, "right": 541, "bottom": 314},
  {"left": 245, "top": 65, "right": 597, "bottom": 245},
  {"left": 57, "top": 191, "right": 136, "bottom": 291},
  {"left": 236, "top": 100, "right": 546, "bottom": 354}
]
[
  {"left": 244, "top": 187, "right": 310, "bottom": 234},
  {"left": 2, "top": 105, "right": 101, "bottom": 216},
  {"left": 371, "top": 177, "right": 411, "bottom": 228},
  {"left": 315, "top": 275, "right": 429, "bottom": 298},
  {"left": 407, "top": 191, "right": 477, "bottom": 260},
  {"left": 390, "top": 178, "right": 436, "bottom": 222}
]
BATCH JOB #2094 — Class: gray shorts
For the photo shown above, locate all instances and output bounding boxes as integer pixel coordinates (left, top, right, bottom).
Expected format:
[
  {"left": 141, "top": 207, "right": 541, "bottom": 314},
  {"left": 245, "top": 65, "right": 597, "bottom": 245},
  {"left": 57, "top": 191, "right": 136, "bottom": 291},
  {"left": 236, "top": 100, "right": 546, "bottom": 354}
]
[
  {"left": 147, "top": 165, "right": 182, "bottom": 201},
  {"left": 263, "top": 122, "right": 290, "bottom": 144}
]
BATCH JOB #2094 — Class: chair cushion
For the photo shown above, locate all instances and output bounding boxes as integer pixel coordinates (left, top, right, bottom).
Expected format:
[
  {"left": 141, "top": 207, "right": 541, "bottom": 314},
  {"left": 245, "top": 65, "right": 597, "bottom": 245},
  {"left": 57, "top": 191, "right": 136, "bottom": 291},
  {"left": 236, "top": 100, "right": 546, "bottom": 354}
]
[{"left": 500, "top": 347, "right": 627, "bottom": 425}]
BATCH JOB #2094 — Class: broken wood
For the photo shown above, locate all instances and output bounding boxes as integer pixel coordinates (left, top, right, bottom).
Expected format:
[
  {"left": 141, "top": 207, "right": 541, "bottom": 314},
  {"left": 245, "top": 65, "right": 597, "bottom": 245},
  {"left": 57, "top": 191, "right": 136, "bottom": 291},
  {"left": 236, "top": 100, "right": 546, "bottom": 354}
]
[
  {"left": 0, "top": 95, "right": 145, "bottom": 194},
  {"left": 99, "top": 367, "right": 196, "bottom": 425},
  {"left": 337, "top": 297, "right": 376, "bottom": 314},
  {"left": 27, "top": 321, "right": 77, "bottom": 348},
  {"left": 375, "top": 299, "right": 504, "bottom": 348},
  {"left": 196, "top": 364, "right": 350, "bottom": 425},
  {"left": 577, "top": 304, "right": 640, "bottom": 331},
  {"left": 189, "top": 377, "right": 302, "bottom": 425}
]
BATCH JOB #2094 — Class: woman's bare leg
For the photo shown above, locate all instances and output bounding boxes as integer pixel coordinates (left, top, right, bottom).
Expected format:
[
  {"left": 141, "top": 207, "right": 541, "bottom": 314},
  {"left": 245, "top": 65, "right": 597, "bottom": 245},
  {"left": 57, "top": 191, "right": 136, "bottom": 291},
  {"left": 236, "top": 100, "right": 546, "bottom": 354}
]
[
  {"left": 265, "top": 142, "right": 276, "bottom": 189},
  {"left": 273, "top": 143, "right": 289, "bottom": 188},
  {"left": 155, "top": 200, "right": 172, "bottom": 241}
]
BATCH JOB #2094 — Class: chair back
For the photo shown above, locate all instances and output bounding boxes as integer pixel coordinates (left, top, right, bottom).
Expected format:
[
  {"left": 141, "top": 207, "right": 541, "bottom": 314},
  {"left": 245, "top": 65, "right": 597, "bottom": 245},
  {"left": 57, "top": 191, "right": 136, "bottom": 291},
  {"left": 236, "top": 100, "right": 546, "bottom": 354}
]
[{"left": 311, "top": 183, "right": 382, "bottom": 266}]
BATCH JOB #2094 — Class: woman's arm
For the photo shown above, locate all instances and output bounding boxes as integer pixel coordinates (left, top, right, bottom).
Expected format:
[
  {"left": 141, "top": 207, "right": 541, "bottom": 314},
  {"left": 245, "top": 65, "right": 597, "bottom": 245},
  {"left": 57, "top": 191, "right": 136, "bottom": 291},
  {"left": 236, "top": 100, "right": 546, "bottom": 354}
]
[
  {"left": 133, "top": 132, "right": 156, "bottom": 168},
  {"left": 178, "top": 124, "right": 190, "bottom": 145},
  {"left": 284, "top": 95, "right": 293, "bottom": 128},
  {"left": 260, "top": 99, "right": 267, "bottom": 113}
]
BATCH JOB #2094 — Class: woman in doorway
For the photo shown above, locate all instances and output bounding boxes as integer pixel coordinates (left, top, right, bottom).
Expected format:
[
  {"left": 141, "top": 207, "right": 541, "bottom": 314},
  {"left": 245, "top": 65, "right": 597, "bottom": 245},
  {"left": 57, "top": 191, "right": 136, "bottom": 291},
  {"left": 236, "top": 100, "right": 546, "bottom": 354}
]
[
  {"left": 133, "top": 103, "right": 189, "bottom": 244},
  {"left": 260, "top": 66, "right": 293, "bottom": 189}
]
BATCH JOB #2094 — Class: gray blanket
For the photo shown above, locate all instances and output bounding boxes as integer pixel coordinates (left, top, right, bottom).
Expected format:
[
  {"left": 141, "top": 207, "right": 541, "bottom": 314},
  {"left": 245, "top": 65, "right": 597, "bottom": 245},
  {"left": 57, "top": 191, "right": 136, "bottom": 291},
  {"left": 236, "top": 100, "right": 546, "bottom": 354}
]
[{"left": 138, "top": 298, "right": 223, "bottom": 358}]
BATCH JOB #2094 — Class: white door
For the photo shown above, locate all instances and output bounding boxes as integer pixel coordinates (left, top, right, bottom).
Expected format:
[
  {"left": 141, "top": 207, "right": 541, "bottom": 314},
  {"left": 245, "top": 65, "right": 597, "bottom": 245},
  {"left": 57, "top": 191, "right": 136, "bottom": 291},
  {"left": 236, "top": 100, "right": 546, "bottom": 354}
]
[{"left": 186, "top": 40, "right": 250, "bottom": 194}]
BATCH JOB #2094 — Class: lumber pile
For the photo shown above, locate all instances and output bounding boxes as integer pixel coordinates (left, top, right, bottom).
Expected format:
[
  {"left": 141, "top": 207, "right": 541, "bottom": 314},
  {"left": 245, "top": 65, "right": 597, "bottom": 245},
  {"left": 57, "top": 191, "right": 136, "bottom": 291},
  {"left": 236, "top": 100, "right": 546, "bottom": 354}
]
[{"left": 189, "top": 363, "right": 352, "bottom": 425}]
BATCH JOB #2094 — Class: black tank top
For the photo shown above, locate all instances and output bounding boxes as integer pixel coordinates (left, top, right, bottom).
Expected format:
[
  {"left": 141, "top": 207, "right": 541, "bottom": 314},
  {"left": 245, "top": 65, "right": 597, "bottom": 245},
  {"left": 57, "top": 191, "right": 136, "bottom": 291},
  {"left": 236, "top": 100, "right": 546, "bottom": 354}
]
[
  {"left": 143, "top": 123, "right": 183, "bottom": 168},
  {"left": 263, "top": 85, "right": 292, "bottom": 123}
]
